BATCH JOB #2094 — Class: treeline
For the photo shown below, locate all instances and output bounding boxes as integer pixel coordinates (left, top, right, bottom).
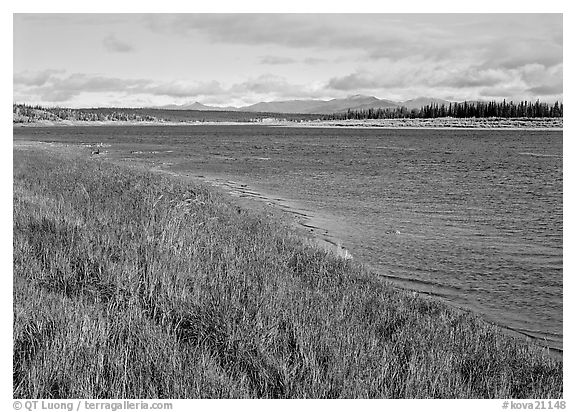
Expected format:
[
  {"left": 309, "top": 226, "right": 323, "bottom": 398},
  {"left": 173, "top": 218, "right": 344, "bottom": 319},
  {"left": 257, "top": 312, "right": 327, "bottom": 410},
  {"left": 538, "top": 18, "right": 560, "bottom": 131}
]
[
  {"left": 12, "top": 104, "right": 323, "bottom": 123},
  {"left": 323, "top": 100, "right": 563, "bottom": 120},
  {"left": 13, "top": 104, "right": 157, "bottom": 123},
  {"left": 13, "top": 100, "right": 564, "bottom": 124}
]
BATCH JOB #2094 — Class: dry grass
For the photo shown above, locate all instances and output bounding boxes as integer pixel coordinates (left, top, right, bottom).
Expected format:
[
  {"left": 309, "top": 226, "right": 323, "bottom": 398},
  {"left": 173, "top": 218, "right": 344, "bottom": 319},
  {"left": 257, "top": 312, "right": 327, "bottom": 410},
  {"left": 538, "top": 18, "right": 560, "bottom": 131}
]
[{"left": 13, "top": 147, "right": 562, "bottom": 398}]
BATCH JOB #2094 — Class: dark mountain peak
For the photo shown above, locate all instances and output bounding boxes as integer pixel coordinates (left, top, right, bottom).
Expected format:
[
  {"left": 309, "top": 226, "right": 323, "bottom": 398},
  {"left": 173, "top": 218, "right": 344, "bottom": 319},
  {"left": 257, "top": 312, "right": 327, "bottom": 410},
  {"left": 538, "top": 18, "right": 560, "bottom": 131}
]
[
  {"left": 347, "top": 94, "right": 369, "bottom": 98},
  {"left": 400, "top": 97, "right": 453, "bottom": 110},
  {"left": 339, "top": 94, "right": 378, "bottom": 102},
  {"left": 153, "top": 95, "right": 458, "bottom": 115}
]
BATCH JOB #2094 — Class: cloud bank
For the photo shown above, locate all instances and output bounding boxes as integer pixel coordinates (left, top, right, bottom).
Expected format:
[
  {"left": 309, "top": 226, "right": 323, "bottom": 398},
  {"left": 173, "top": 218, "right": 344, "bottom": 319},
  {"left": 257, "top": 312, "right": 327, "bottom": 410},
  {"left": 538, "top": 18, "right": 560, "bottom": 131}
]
[
  {"left": 14, "top": 14, "right": 563, "bottom": 106},
  {"left": 103, "top": 34, "right": 135, "bottom": 53}
]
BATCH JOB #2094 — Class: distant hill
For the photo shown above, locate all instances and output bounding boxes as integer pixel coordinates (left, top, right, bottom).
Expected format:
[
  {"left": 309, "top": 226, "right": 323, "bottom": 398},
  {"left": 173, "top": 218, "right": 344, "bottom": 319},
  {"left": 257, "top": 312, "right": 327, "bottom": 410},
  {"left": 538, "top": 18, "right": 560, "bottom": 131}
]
[
  {"left": 240, "top": 95, "right": 397, "bottom": 114},
  {"left": 157, "top": 102, "right": 238, "bottom": 111},
  {"left": 399, "top": 97, "right": 453, "bottom": 111},
  {"left": 153, "top": 95, "right": 456, "bottom": 115},
  {"left": 241, "top": 99, "right": 329, "bottom": 114},
  {"left": 304, "top": 95, "right": 399, "bottom": 114}
]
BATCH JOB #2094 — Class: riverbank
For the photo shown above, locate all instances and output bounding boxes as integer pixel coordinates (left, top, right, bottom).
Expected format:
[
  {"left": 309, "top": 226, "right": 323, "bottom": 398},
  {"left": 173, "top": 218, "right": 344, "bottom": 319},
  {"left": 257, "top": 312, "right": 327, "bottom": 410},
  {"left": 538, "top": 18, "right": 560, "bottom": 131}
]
[
  {"left": 13, "top": 116, "right": 563, "bottom": 130},
  {"left": 279, "top": 117, "right": 563, "bottom": 130},
  {"left": 13, "top": 119, "right": 242, "bottom": 127},
  {"left": 13, "top": 143, "right": 562, "bottom": 398}
]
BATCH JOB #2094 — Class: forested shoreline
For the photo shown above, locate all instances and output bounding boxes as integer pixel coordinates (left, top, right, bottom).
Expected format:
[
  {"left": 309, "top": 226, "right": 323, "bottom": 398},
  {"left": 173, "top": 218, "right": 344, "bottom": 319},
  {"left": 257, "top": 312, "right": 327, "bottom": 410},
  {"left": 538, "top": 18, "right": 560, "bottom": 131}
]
[
  {"left": 322, "top": 100, "right": 563, "bottom": 121},
  {"left": 14, "top": 99, "right": 563, "bottom": 125}
]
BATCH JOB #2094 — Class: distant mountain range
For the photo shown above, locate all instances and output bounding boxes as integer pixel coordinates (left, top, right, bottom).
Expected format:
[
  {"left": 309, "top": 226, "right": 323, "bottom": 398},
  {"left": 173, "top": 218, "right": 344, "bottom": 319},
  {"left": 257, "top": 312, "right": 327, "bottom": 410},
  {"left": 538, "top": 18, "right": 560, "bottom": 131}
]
[{"left": 154, "top": 95, "right": 453, "bottom": 114}]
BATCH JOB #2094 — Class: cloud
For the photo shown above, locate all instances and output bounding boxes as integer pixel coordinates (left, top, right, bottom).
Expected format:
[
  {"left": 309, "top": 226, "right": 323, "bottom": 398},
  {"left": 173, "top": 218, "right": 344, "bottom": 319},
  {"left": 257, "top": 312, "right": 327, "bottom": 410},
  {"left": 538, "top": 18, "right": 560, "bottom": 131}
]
[
  {"left": 480, "top": 42, "right": 563, "bottom": 71},
  {"left": 433, "top": 67, "right": 510, "bottom": 89},
  {"left": 260, "top": 55, "right": 296, "bottom": 65},
  {"left": 325, "top": 63, "right": 418, "bottom": 91},
  {"left": 518, "top": 63, "right": 563, "bottom": 86},
  {"left": 24, "top": 74, "right": 147, "bottom": 102},
  {"left": 259, "top": 55, "right": 330, "bottom": 66},
  {"left": 14, "top": 71, "right": 226, "bottom": 103},
  {"left": 327, "top": 73, "right": 381, "bottom": 91},
  {"left": 147, "top": 14, "right": 426, "bottom": 61},
  {"left": 13, "top": 69, "right": 64, "bottom": 86},
  {"left": 16, "top": 14, "right": 131, "bottom": 26},
  {"left": 527, "top": 84, "right": 563, "bottom": 96},
  {"left": 231, "top": 74, "right": 292, "bottom": 94},
  {"left": 303, "top": 57, "right": 328, "bottom": 65},
  {"left": 478, "top": 86, "right": 531, "bottom": 99},
  {"left": 325, "top": 59, "right": 563, "bottom": 101},
  {"left": 14, "top": 71, "right": 315, "bottom": 104},
  {"left": 146, "top": 14, "right": 562, "bottom": 71},
  {"left": 102, "top": 34, "right": 135, "bottom": 53},
  {"left": 30, "top": 88, "right": 79, "bottom": 103},
  {"left": 14, "top": 50, "right": 563, "bottom": 106},
  {"left": 229, "top": 74, "right": 321, "bottom": 100},
  {"left": 142, "top": 13, "right": 564, "bottom": 102},
  {"left": 145, "top": 80, "right": 225, "bottom": 98},
  {"left": 14, "top": 15, "right": 562, "bottom": 106}
]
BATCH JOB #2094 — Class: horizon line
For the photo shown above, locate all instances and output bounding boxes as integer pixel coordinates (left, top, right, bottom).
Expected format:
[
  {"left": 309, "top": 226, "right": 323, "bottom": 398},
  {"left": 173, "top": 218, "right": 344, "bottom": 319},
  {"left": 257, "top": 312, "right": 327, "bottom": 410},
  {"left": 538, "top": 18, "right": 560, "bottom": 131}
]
[{"left": 12, "top": 95, "right": 564, "bottom": 110}]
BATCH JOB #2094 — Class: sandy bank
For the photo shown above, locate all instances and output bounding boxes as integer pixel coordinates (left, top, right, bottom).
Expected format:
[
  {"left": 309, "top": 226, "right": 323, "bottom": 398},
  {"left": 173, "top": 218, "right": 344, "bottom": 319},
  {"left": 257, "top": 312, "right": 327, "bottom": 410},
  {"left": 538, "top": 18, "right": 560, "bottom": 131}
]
[
  {"left": 276, "top": 117, "right": 563, "bottom": 130},
  {"left": 14, "top": 117, "right": 562, "bottom": 130},
  {"left": 13, "top": 119, "right": 252, "bottom": 127}
]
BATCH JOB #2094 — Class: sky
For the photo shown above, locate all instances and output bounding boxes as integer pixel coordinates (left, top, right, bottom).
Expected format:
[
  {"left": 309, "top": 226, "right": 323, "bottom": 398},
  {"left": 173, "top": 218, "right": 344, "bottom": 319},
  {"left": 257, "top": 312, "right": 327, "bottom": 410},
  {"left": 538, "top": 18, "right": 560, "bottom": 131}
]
[{"left": 13, "top": 13, "right": 563, "bottom": 107}]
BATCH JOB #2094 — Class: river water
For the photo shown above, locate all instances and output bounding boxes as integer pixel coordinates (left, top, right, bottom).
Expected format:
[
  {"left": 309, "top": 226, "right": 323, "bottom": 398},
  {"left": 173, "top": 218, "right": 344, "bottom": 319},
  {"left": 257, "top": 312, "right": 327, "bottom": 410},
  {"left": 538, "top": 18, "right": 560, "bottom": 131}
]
[{"left": 14, "top": 125, "right": 563, "bottom": 351}]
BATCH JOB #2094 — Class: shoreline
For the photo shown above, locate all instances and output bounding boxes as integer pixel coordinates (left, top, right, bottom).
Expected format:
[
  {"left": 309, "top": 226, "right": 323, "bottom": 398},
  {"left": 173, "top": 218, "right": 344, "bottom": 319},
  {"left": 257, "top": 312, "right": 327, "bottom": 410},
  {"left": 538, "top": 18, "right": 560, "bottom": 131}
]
[
  {"left": 188, "top": 174, "right": 355, "bottom": 260},
  {"left": 175, "top": 170, "right": 563, "bottom": 357},
  {"left": 186, "top": 172, "right": 564, "bottom": 355},
  {"left": 14, "top": 139, "right": 563, "bottom": 355},
  {"left": 13, "top": 117, "right": 563, "bottom": 130}
]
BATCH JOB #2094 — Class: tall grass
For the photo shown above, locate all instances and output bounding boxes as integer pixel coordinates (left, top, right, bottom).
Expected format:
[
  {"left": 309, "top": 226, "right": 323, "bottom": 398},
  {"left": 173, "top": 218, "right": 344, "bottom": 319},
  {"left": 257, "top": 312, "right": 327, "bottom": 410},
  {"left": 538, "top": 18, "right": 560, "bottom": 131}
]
[{"left": 13, "top": 147, "right": 562, "bottom": 398}]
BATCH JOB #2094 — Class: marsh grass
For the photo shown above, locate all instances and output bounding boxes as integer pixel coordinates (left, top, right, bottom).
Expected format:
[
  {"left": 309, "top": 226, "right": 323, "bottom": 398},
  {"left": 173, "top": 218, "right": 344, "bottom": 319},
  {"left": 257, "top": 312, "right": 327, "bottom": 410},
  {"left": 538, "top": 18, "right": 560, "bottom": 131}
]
[{"left": 13, "top": 147, "right": 562, "bottom": 398}]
